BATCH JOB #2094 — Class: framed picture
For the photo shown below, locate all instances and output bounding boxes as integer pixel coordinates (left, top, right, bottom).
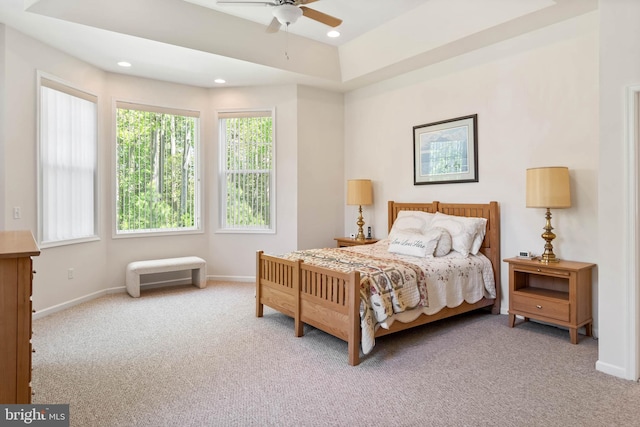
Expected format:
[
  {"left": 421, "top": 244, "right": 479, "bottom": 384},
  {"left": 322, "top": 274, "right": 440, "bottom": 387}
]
[{"left": 413, "top": 114, "right": 478, "bottom": 185}]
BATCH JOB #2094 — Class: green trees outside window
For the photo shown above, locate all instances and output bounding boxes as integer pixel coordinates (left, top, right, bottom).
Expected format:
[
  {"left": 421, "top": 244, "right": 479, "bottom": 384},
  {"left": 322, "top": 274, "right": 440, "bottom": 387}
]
[
  {"left": 219, "top": 112, "right": 274, "bottom": 231},
  {"left": 116, "top": 106, "right": 199, "bottom": 234}
]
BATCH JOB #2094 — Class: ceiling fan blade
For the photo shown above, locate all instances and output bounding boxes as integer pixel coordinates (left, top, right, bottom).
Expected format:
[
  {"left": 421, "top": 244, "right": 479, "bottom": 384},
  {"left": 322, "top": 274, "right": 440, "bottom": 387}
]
[
  {"left": 266, "top": 16, "right": 281, "bottom": 33},
  {"left": 299, "top": 6, "right": 342, "bottom": 27},
  {"left": 216, "top": 1, "right": 277, "bottom": 5},
  {"left": 297, "top": 0, "right": 319, "bottom": 4}
]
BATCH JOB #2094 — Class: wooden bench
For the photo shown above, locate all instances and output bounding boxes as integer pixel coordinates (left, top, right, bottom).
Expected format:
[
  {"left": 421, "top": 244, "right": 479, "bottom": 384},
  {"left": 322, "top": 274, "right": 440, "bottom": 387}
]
[{"left": 125, "top": 256, "right": 207, "bottom": 297}]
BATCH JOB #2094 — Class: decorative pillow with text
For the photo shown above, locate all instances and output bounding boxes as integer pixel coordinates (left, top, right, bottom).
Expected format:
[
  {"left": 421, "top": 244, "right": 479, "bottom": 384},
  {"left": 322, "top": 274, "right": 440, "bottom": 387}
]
[{"left": 388, "top": 231, "right": 434, "bottom": 257}]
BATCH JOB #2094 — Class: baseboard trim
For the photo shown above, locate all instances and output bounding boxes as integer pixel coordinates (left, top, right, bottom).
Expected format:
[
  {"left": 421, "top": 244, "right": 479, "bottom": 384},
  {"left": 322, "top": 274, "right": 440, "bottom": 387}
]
[
  {"left": 33, "top": 286, "right": 125, "bottom": 320},
  {"left": 209, "top": 275, "right": 254, "bottom": 282},
  {"left": 33, "top": 275, "right": 253, "bottom": 319},
  {"left": 596, "top": 360, "right": 631, "bottom": 380}
]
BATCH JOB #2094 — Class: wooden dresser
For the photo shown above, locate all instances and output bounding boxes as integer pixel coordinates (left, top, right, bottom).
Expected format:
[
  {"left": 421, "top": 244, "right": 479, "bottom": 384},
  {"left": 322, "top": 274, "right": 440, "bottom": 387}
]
[{"left": 0, "top": 231, "right": 40, "bottom": 404}]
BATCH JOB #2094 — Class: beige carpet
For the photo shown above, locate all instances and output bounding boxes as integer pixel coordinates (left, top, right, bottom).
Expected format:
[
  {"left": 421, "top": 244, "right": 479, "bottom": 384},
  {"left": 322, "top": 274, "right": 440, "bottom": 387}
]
[{"left": 32, "top": 281, "right": 640, "bottom": 427}]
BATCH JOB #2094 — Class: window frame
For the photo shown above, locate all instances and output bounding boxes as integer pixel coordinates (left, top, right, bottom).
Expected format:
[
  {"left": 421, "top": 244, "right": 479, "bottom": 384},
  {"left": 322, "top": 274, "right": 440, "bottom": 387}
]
[
  {"left": 36, "top": 72, "right": 99, "bottom": 248},
  {"left": 217, "top": 108, "right": 276, "bottom": 234},
  {"left": 112, "top": 99, "right": 203, "bottom": 239}
]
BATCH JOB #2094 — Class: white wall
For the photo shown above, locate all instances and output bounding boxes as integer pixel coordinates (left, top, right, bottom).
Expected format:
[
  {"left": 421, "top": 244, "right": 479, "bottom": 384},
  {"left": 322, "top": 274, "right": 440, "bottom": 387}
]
[
  {"left": 296, "top": 85, "right": 344, "bottom": 250},
  {"left": 597, "top": 0, "right": 640, "bottom": 380},
  {"left": 344, "top": 14, "right": 599, "bottom": 321}
]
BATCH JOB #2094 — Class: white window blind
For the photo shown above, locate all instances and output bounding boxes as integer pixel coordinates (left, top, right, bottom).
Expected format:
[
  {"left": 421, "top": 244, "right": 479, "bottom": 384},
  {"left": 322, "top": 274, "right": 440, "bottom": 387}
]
[
  {"left": 219, "top": 110, "right": 274, "bottom": 232},
  {"left": 38, "top": 77, "right": 98, "bottom": 246},
  {"left": 115, "top": 102, "right": 200, "bottom": 235}
]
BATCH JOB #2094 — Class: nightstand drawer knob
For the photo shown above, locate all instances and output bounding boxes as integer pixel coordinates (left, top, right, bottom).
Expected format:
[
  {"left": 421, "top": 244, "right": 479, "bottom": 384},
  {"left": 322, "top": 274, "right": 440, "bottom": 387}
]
[
  {"left": 536, "top": 269, "right": 541, "bottom": 272},
  {"left": 536, "top": 305, "right": 543, "bottom": 309}
]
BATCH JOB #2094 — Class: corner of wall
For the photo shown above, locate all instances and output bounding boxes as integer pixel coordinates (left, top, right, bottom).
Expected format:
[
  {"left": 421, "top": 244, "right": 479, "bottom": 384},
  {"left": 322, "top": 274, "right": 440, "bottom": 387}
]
[{"left": 595, "top": 360, "right": 633, "bottom": 381}]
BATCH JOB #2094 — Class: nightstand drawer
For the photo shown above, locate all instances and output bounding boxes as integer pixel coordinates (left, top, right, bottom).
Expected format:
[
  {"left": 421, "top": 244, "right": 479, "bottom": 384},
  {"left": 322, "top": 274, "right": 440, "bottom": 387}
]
[
  {"left": 512, "top": 264, "right": 572, "bottom": 278},
  {"left": 334, "top": 237, "right": 378, "bottom": 247},
  {"left": 511, "top": 293, "right": 570, "bottom": 322}
]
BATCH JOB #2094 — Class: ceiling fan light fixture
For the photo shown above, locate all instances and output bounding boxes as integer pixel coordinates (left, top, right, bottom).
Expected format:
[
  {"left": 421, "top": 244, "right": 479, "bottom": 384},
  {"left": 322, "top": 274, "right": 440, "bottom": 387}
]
[{"left": 272, "top": 4, "right": 303, "bottom": 26}]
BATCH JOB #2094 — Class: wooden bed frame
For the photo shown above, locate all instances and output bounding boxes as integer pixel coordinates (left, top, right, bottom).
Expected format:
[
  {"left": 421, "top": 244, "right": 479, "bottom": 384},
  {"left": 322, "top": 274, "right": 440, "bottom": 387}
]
[{"left": 256, "top": 201, "right": 500, "bottom": 365}]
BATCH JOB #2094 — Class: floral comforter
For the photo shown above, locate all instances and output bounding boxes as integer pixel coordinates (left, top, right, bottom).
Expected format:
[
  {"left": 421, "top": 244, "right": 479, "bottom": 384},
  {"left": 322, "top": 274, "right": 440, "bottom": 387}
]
[{"left": 280, "top": 240, "right": 496, "bottom": 355}]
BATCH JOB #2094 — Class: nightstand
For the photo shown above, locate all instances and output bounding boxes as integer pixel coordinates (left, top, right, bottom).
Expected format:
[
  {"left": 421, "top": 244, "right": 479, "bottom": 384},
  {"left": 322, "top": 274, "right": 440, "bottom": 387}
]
[
  {"left": 504, "top": 257, "right": 595, "bottom": 344},
  {"left": 334, "top": 237, "right": 379, "bottom": 248}
]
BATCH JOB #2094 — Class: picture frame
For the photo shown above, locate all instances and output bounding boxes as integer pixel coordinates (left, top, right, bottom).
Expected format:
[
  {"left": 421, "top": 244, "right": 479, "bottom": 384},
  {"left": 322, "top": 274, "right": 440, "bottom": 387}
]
[{"left": 413, "top": 114, "right": 478, "bottom": 185}]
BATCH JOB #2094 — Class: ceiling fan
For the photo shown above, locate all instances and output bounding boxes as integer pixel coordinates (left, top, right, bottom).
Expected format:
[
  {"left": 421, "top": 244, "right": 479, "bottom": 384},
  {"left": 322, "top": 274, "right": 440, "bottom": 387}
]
[{"left": 216, "top": 0, "right": 342, "bottom": 33}]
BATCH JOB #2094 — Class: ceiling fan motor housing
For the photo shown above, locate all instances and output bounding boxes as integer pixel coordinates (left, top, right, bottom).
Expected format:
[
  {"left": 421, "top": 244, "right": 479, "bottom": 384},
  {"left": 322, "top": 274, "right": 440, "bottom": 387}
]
[{"left": 272, "top": 4, "right": 303, "bottom": 25}]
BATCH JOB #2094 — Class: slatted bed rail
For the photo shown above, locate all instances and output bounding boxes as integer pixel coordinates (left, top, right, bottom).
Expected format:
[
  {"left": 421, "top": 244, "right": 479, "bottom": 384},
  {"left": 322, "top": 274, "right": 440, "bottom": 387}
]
[
  {"left": 299, "top": 264, "right": 361, "bottom": 365},
  {"left": 256, "top": 252, "right": 302, "bottom": 334}
]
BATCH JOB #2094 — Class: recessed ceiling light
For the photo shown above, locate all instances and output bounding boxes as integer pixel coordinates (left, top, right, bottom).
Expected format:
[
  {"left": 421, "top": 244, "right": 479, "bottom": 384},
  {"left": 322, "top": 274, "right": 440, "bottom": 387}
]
[
  {"left": 117, "top": 61, "right": 132, "bottom": 68},
  {"left": 214, "top": 78, "right": 226, "bottom": 84},
  {"left": 327, "top": 30, "right": 340, "bottom": 38}
]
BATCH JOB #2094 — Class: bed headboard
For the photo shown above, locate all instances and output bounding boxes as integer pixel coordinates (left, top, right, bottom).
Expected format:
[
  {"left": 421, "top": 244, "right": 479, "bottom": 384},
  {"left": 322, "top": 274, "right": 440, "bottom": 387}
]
[{"left": 387, "top": 200, "right": 501, "bottom": 305}]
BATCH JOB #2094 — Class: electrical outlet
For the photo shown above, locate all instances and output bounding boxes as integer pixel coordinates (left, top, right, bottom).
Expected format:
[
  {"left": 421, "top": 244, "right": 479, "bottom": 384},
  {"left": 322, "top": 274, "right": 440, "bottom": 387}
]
[
  {"left": 68, "top": 268, "right": 74, "bottom": 279},
  {"left": 13, "top": 207, "right": 20, "bottom": 219}
]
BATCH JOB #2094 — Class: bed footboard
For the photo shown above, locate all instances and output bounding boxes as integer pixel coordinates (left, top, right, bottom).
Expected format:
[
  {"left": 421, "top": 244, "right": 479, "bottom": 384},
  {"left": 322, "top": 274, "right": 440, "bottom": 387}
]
[
  {"left": 256, "top": 251, "right": 362, "bottom": 365},
  {"left": 299, "top": 263, "right": 361, "bottom": 365},
  {"left": 256, "top": 251, "right": 303, "bottom": 336}
]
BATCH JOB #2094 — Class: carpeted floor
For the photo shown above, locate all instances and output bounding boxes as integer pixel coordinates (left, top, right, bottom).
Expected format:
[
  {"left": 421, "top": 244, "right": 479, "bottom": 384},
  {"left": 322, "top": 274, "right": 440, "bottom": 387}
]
[{"left": 32, "top": 281, "right": 640, "bottom": 427}]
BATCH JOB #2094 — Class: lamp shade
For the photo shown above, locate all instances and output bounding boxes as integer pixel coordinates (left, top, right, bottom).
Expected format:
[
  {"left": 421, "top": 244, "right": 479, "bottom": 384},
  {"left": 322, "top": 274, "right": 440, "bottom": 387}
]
[
  {"left": 347, "top": 179, "right": 373, "bottom": 206},
  {"left": 526, "top": 167, "right": 571, "bottom": 208}
]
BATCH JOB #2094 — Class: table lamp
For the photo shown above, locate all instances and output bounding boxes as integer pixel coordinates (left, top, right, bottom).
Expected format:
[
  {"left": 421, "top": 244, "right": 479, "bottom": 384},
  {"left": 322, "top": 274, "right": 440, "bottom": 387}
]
[
  {"left": 526, "top": 166, "right": 571, "bottom": 263},
  {"left": 347, "top": 179, "right": 373, "bottom": 241}
]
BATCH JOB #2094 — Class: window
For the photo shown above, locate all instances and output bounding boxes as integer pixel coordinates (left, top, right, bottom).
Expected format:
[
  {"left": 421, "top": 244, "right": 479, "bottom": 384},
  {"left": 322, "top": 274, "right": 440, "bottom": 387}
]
[
  {"left": 38, "top": 76, "right": 98, "bottom": 246},
  {"left": 115, "top": 102, "right": 200, "bottom": 235},
  {"left": 218, "top": 110, "right": 274, "bottom": 232}
]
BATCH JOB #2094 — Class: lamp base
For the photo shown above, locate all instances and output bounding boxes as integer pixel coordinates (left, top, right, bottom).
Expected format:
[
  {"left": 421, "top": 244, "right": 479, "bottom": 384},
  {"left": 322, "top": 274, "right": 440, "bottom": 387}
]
[
  {"left": 539, "top": 208, "right": 560, "bottom": 263},
  {"left": 355, "top": 205, "right": 366, "bottom": 241},
  {"left": 539, "top": 253, "right": 560, "bottom": 264}
]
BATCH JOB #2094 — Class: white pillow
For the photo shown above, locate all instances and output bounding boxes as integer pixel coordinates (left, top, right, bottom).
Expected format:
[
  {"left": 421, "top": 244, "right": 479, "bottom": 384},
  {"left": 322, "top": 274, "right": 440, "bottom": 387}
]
[
  {"left": 430, "top": 212, "right": 487, "bottom": 257},
  {"left": 433, "top": 228, "right": 452, "bottom": 257},
  {"left": 387, "top": 227, "right": 451, "bottom": 258},
  {"left": 388, "top": 210, "right": 436, "bottom": 240},
  {"left": 388, "top": 231, "right": 433, "bottom": 257},
  {"left": 470, "top": 219, "right": 487, "bottom": 254}
]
